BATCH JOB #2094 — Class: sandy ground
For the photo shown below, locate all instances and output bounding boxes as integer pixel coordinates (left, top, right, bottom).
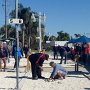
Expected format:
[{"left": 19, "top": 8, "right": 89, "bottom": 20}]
[
  {"left": 21, "top": 72, "right": 90, "bottom": 90},
  {"left": 0, "top": 57, "right": 90, "bottom": 90}
]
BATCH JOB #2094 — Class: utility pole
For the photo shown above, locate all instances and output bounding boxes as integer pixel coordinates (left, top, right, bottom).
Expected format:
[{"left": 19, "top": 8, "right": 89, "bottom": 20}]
[
  {"left": 5, "top": 0, "right": 7, "bottom": 39},
  {"left": 38, "top": 12, "right": 46, "bottom": 52},
  {"left": 38, "top": 12, "right": 42, "bottom": 52}
]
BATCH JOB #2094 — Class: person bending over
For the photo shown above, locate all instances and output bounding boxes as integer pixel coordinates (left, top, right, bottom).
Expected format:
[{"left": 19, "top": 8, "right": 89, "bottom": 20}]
[
  {"left": 49, "top": 62, "right": 67, "bottom": 80},
  {"left": 29, "top": 53, "right": 49, "bottom": 80}
]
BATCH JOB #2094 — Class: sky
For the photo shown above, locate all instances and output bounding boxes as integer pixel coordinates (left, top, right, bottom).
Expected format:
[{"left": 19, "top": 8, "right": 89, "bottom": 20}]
[{"left": 0, "top": 0, "right": 90, "bottom": 37}]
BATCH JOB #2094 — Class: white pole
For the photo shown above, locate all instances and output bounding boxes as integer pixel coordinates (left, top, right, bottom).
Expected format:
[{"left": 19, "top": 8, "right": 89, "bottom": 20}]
[{"left": 39, "top": 12, "right": 42, "bottom": 52}]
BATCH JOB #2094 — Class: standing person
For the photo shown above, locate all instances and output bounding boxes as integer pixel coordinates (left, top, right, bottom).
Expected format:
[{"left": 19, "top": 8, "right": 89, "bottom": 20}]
[
  {"left": 70, "top": 47, "right": 75, "bottom": 61},
  {"left": 58, "top": 46, "right": 65, "bottom": 64},
  {"left": 75, "top": 44, "right": 81, "bottom": 55},
  {"left": 52, "top": 45, "right": 58, "bottom": 60},
  {"left": 12, "top": 42, "right": 23, "bottom": 69},
  {"left": 65, "top": 45, "right": 70, "bottom": 59},
  {"left": 29, "top": 53, "right": 49, "bottom": 80},
  {"left": 74, "top": 53, "right": 80, "bottom": 72},
  {"left": 0, "top": 42, "right": 8, "bottom": 71},
  {"left": 3, "top": 42, "right": 11, "bottom": 63},
  {"left": 23, "top": 44, "right": 29, "bottom": 58},
  {"left": 49, "top": 62, "right": 67, "bottom": 79},
  {"left": 81, "top": 43, "right": 87, "bottom": 65},
  {"left": 87, "top": 44, "right": 90, "bottom": 64},
  {"left": 64, "top": 48, "right": 67, "bottom": 64}
]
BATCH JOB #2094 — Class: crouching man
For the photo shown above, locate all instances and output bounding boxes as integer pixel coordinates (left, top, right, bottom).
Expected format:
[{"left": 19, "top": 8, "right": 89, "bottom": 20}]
[
  {"left": 29, "top": 53, "right": 49, "bottom": 80},
  {"left": 49, "top": 62, "right": 67, "bottom": 80}
]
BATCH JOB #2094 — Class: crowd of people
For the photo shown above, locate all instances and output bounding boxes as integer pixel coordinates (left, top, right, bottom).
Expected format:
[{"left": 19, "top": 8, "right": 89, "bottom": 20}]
[
  {"left": 0, "top": 41, "right": 29, "bottom": 71},
  {"left": 52, "top": 43, "right": 90, "bottom": 65},
  {"left": 0, "top": 41, "right": 68, "bottom": 81},
  {"left": 1, "top": 40, "right": 90, "bottom": 80}
]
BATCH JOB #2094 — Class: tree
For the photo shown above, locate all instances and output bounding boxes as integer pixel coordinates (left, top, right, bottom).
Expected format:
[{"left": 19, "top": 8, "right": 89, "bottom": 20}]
[
  {"left": 43, "top": 35, "right": 49, "bottom": 42},
  {"left": 74, "top": 34, "right": 81, "bottom": 38},
  {"left": 0, "top": 25, "right": 16, "bottom": 39},
  {"left": 49, "top": 35, "right": 56, "bottom": 41},
  {"left": 9, "top": 3, "right": 24, "bottom": 18},
  {"left": 57, "top": 31, "right": 70, "bottom": 41},
  {"left": 9, "top": 3, "right": 45, "bottom": 50}
]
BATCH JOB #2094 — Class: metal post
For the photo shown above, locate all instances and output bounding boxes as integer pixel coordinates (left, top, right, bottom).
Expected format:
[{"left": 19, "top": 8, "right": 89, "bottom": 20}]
[
  {"left": 39, "top": 12, "right": 42, "bottom": 52},
  {"left": 22, "top": 29, "right": 24, "bottom": 47},
  {"left": 22, "top": 25, "right": 25, "bottom": 47},
  {"left": 15, "top": 0, "right": 19, "bottom": 89},
  {"left": 5, "top": 0, "right": 7, "bottom": 39},
  {"left": 29, "top": 36, "right": 30, "bottom": 48}
]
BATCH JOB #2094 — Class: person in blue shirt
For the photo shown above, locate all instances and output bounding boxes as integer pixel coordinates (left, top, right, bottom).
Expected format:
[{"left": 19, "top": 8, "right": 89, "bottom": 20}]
[
  {"left": 12, "top": 42, "right": 23, "bottom": 69},
  {"left": 49, "top": 62, "right": 67, "bottom": 79}
]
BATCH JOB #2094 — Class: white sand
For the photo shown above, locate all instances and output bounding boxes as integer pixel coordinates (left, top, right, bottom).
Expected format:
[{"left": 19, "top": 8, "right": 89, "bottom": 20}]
[
  {"left": 0, "top": 71, "right": 90, "bottom": 90},
  {"left": 0, "top": 57, "right": 90, "bottom": 90},
  {"left": 21, "top": 72, "right": 90, "bottom": 90}
]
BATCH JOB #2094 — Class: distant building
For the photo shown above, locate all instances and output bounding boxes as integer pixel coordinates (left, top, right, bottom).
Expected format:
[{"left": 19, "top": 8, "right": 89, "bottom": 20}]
[{"left": 46, "top": 41, "right": 68, "bottom": 46}]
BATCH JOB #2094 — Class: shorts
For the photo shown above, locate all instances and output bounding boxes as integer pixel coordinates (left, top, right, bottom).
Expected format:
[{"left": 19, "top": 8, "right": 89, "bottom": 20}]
[{"left": 57, "top": 70, "right": 67, "bottom": 75}]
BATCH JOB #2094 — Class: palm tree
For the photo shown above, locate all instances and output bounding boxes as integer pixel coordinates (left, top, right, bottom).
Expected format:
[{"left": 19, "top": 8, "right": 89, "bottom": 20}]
[
  {"left": 49, "top": 35, "right": 56, "bottom": 41},
  {"left": 9, "top": 3, "right": 45, "bottom": 50}
]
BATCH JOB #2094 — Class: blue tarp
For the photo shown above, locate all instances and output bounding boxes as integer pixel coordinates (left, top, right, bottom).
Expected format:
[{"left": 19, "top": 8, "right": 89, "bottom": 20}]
[
  {"left": 67, "top": 39, "right": 76, "bottom": 43},
  {"left": 75, "top": 36, "right": 90, "bottom": 43},
  {"left": 67, "top": 36, "right": 90, "bottom": 43}
]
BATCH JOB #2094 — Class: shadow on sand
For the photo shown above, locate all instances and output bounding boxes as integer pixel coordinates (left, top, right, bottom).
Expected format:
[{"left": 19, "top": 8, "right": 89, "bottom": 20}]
[
  {"left": 5, "top": 75, "right": 32, "bottom": 79},
  {"left": 84, "top": 88, "right": 90, "bottom": 90},
  {"left": 67, "top": 70, "right": 90, "bottom": 80}
]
